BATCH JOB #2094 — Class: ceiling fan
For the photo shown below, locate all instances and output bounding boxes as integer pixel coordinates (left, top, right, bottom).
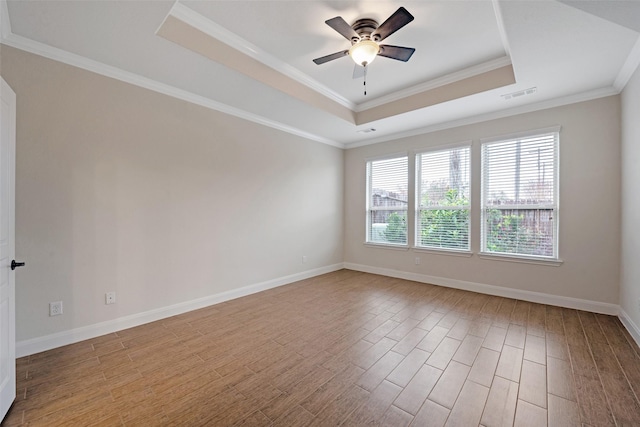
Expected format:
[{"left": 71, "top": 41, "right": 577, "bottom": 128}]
[{"left": 313, "top": 7, "right": 416, "bottom": 73}]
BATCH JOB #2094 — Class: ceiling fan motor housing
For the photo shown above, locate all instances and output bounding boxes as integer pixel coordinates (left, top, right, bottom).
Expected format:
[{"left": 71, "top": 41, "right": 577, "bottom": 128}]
[{"left": 351, "top": 18, "right": 379, "bottom": 43}]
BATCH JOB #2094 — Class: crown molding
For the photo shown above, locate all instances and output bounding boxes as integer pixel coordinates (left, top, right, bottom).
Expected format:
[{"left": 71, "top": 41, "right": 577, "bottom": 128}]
[
  {"left": 167, "top": 3, "right": 517, "bottom": 119},
  {"left": 614, "top": 34, "right": 640, "bottom": 92},
  {"left": 355, "top": 56, "right": 513, "bottom": 112},
  {"left": 344, "top": 85, "right": 619, "bottom": 149},
  {"left": 491, "top": 0, "right": 512, "bottom": 58},
  {"left": 0, "top": 32, "right": 343, "bottom": 149},
  {"left": 1, "top": 1, "right": 631, "bottom": 152},
  {"left": 167, "top": 2, "right": 356, "bottom": 111},
  {"left": 0, "top": 0, "right": 11, "bottom": 39},
  {"left": 0, "top": 29, "right": 624, "bottom": 152}
]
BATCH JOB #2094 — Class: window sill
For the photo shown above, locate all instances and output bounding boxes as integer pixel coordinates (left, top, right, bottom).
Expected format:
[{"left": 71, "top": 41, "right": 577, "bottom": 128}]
[
  {"left": 364, "top": 242, "right": 410, "bottom": 251},
  {"left": 478, "top": 252, "right": 563, "bottom": 266},
  {"left": 412, "top": 247, "right": 473, "bottom": 258}
]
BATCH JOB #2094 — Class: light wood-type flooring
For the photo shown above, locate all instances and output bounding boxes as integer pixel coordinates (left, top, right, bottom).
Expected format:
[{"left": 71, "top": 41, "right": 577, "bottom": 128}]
[{"left": 3, "top": 270, "right": 640, "bottom": 426}]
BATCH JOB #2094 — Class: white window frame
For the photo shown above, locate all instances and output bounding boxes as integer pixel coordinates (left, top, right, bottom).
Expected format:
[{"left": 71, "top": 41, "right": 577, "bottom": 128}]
[
  {"left": 480, "top": 126, "right": 562, "bottom": 265},
  {"left": 415, "top": 143, "right": 471, "bottom": 254},
  {"left": 365, "top": 154, "right": 409, "bottom": 248}
]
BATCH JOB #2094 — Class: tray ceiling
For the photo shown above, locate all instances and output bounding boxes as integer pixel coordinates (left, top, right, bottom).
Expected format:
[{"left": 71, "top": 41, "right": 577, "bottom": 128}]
[{"left": 2, "top": 1, "right": 640, "bottom": 147}]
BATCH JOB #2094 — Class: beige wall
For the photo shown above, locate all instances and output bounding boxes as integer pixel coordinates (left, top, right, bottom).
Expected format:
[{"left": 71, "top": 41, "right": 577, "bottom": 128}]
[
  {"left": 1, "top": 46, "right": 344, "bottom": 342},
  {"left": 621, "top": 64, "right": 640, "bottom": 330},
  {"left": 345, "top": 96, "right": 621, "bottom": 305},
  {"left": 0, "top": 43, "right": 630, "bottom": 347}
]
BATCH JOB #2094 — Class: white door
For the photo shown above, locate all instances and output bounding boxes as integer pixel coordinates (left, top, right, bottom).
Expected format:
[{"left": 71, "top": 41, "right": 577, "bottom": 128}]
[{"left": 0, "top": 77, "right": 16, "bottom": 420}]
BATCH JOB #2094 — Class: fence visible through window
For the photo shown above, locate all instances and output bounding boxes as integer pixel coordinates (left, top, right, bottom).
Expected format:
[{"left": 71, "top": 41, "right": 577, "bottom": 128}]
[
  {"left": 481, "top": 130, "right": 559, "bottom": 259},
  {"left": 367, "top": 156, "right": 408, "bottom": 245}
]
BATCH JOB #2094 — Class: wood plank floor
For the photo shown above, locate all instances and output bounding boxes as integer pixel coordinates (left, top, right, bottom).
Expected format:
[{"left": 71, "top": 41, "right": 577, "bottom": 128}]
[{"left": 3, "top": 270, "right": 640, "bottom": 426}]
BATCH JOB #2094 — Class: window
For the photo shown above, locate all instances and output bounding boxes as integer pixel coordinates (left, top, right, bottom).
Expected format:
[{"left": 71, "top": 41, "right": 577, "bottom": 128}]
[
  {"left": 416, "top": 146, "right": 471, "bottom": 251},
  {"left": 481, "top": 130, "right": 559, "bottom": 259},
  {"left": 366, "top": 156, "right": 408, "bottom": 245}
]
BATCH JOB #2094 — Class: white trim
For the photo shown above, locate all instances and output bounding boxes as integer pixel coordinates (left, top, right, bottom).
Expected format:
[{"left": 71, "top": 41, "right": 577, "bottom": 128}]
[
  {"left": 166, "top": 3, "right": 355, "bottom": 111},
  {"left": 481, "top": 204, "right": 556, "bottom": 210},
  {"left": 614, "top": 34, "right": 640, "bottom": 92},
  {"left": 413, "top": 140, "right": 473, "bottom": 156},
  {"left": 363, "top": 242, "right": 410, "bottom": 251},
  {"left": 366, "top": 154, "right": 410, "bottom": 247},
  {"left": 0, "top": 13, "right": 622, "bottom": 151},
  {"left": 412, "top": 247, "right": 473, "bottom": 258},
  {"left": 0, "top": 2, "right": 627, "bottom": 151},
  {"left": 0, "top": 34, "right": 343, "bottom": 149},
  {"left": 343, "top": 262, "right": 618, "bottom": 315},
  {"left": 364, "top": 151, "right": 409, "bottom": 163},
  {"left": 491, "top": 0, "right": 511, "bottom": 58},
  {"left": 355, "top": 56, "right": 513, "bottom": 112},
  {"left": 0, "top": 0, "right": 11, "bottom": 40},
  {"left": 414, "top": 144, "right": 472, "bottom": 255},
  {"left": 164, "top": 3, "right": 515, "bottom": 121},
  {"left": 369, "top": 206, "right": 409, "bottom": 212},
  {"left": 478, "top": 252, "right": 563, "bottom": 266},
  {"left": 479, "top": 125, "right": 562, "bottom": 145},
  {"left": 619, "top": 308, "right": 640, "bottom": 349},
  {"left": 16, "top": 263, "right": 344, "bottom": 357},
  {"left": 13, "top": 261, "right": 640, "bottom": 355},
  {"left": 479, "top": 128, "right": 560, "bottom": 260},
  {"left": 344, "top": 86, "right": 618, "bottom": 149}
]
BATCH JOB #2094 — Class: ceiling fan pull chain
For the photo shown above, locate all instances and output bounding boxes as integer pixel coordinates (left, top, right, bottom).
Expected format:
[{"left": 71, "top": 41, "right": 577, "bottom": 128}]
[{"left": 364, "top": 65, "right": 367, "bottom": 96}]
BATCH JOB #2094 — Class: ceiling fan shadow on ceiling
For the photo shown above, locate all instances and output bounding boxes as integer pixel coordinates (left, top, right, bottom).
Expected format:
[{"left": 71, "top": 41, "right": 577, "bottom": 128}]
[{"left": 313, "top": 7, "right": 416, "bottom": 95}]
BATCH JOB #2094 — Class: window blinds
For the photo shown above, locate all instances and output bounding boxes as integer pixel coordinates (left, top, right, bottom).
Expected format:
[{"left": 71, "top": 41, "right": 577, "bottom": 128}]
[
  {"left": 481, "top": 132, "right": 559, "bottom": 258},
  {"left": 367, "top": 156, "right": 408, "bottom": 245},
  {"left": 416, "top": 146, "right": 470, "bottom": 250}
]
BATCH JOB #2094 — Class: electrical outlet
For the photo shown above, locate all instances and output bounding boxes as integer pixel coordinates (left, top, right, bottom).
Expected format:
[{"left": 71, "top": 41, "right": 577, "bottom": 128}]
[
  {"left": 49, "top": 301, "right": 63, "bottom": 316},
  {"left": 105, "top": 292, "right": 116, "bottom": 305},
  {"left": 415, "top": 257, "right": 421, "bottom": 265},
  {"left": 302, "top": 255, "right": 307, "bottom": 264}
]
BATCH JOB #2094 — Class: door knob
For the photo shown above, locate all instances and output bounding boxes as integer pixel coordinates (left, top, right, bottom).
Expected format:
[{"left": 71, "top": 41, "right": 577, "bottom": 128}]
[{"left": 11, "top": 260, "right": 25, "bottom": 270}]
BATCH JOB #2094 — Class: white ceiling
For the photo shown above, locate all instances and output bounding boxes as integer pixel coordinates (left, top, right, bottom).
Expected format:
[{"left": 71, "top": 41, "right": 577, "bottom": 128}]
[
  {"left": 2, "top": 1, "right": 640, "bottom": 148},
  {"left": 182, "top": 0, "right": 508, "bottom": 104}
]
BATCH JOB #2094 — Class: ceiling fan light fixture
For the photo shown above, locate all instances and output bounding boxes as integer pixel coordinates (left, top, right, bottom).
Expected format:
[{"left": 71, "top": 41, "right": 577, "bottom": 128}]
[{"left": 349, "top": 40, "right": 379, "bottom": 67}]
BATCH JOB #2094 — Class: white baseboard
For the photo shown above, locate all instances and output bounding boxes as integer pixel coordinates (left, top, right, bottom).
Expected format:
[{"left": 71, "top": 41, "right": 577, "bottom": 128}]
[
  {"left": 16, "top": 263, "right": 344, "bottom": 357},
  {"left": 343, "top": 263, "right": 620, "bottom": 315},
  {"left": 18, "top": 262, "right": 635, "bottom": 357},
  {"left": 619, "top": 308, "right": 640, "bottom": 348}
]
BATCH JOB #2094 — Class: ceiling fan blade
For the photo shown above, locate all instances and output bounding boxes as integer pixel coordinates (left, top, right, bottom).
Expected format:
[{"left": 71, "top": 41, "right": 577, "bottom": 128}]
[
  {"left": 378, "top": 45, "right": 415, "bottom": 62},
  {"left": 325, "top": 16, "right": 360, "bottom": 41},
  {"left": 313, "top": 50, "right": 349, "bottom": 65},
  {"left": 371, "top": 7, "right": 414, "bottom": 42},
  {"left": 353, "top": 64, "right": 365, "bottom": 79}
]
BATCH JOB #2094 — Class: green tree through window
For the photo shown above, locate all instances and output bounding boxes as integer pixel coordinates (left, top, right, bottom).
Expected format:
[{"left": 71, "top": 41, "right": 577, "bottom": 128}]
[
  {"left": 420, "top": 189, "right": 469, "bottom": 249},
  {"left": 383, "top": 212, "right": 407, "bottom": 244},
  {"left": 416, "top": 146, "right": 471, "bottom": 251}
]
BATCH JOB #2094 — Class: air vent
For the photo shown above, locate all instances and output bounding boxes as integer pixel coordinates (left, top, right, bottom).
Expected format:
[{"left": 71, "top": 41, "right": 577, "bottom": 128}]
[
  {"left": 357, "top": 128, "right": 377, "bottom": 134},
  {"left": 502, "top": 87, "right": 537, "bottom": 100}
]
